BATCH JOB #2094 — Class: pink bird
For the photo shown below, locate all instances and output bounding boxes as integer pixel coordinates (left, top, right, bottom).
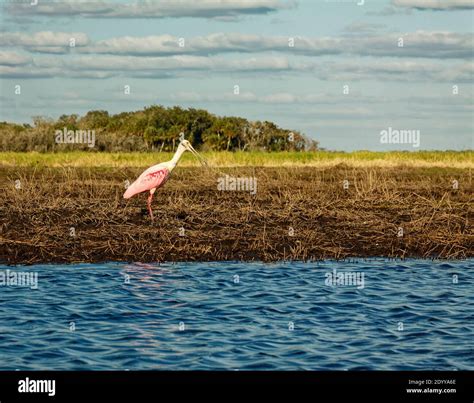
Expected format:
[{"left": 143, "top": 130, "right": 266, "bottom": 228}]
[{"left": 123, "top": 139, "right": 203, "bottom": 220}]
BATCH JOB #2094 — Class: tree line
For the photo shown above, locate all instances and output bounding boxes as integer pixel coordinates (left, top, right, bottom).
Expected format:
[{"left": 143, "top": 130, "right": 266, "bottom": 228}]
[{"left": 0, "top": 105, "right": 318, "bottom": 152}]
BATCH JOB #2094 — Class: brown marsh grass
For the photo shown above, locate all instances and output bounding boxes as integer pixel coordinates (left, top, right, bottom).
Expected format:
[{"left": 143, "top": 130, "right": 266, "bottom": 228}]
[{"left": 0, "top": 165, "right": 472, "bottom": 264}]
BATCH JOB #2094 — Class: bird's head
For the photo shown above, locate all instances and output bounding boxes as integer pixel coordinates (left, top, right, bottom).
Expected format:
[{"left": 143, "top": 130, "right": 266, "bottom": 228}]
[
  {"left": 180, "top": 139, "right": 192, "bottom": 150},
  {"left": 179, "top": 139, "right": 208, "bottom": 166}
]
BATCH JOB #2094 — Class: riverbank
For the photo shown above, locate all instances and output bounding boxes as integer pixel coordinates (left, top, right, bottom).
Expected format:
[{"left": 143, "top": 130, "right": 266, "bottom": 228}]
[{"left": 1, "top": 164, "right": 472, "bottom": 264}]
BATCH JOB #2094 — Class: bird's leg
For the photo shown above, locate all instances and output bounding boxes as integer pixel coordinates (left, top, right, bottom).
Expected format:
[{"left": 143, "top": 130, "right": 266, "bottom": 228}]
[{"left": 147, "top": 189, "right": 156, "bottom": 221}]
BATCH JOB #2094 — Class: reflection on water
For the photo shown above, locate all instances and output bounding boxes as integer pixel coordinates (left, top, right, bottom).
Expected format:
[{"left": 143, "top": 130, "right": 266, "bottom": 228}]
[{"left": 0, "top": 259, "right": 472, "bottom": 370}]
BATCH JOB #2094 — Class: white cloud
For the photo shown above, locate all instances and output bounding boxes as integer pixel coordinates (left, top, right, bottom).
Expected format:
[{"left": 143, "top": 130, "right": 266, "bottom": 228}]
[
  {"left": 392, "top": 0, "right": 474, "bottom": 10},
  {"left": 0, "top": 54, "right": 294, "bottom": 79},
  {"left": 5, "top": 0, "right": 295, "bottom": 19},
  {"left": 349, "top": 31, "right": 473, "bottom": 59},
  {"left": 316, "top": 59, "right": 474, "bottom": 83},
  {"left": 36, "top": 54, "right": 291, "bottom": 72},
  {"left": 0, "top": 51, "right": 32, "bottom": 66},
  {"left": 0, "top": 31, "right": 89, "bottom": 53},
  {"left": 83, "top": 31, "right": 473, "bottom": 59},
  {"left": 80, "top": 32, "right": 342, "bottom": 57},
  {"left": 82, "top": 30, "right": 474, "bottom": 60},
  {"left": 1, "top": 52, "right": 472, "bottom": 83},
  {"left": 3, "top": 31, "right": 470, "bottom": 60}
]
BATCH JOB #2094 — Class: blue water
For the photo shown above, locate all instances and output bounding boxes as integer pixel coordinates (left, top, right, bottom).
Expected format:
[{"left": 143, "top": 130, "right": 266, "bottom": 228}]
[{"left": 0, "top": 259, "right": 473, "bottom": 370}]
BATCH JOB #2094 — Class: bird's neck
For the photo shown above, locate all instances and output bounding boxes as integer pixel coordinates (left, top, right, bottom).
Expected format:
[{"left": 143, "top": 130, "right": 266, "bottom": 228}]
[{"left": 169, "top": 145, "right": 186, "bottom": 169}]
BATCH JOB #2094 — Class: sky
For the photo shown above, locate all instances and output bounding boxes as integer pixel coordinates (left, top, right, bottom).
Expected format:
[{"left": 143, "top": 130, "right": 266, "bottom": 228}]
[{"left": 0, "top": 0, "right": 473, "bottom": 151}]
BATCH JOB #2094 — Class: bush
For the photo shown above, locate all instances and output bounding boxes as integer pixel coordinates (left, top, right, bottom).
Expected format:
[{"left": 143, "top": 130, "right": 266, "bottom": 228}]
[{"left": 0, "top": 106, "right": 319, "bottom": 152}]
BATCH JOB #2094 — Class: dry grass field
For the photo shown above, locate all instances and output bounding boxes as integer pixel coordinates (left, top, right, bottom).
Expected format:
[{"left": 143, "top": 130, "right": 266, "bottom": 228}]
[{"left": 1, "top": 162, "right": 472, "bottom": 264}]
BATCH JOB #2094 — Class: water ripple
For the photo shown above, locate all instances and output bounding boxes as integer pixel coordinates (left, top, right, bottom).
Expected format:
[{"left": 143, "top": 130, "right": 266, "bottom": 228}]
[{"left": 0, "top": 259, "right": 473, "bottom": 370}]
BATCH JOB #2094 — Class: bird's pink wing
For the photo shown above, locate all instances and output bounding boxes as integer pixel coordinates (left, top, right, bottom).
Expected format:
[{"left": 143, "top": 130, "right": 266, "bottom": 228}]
[{"left": 123, "top": 167, "right": 170, "bottom": 199}]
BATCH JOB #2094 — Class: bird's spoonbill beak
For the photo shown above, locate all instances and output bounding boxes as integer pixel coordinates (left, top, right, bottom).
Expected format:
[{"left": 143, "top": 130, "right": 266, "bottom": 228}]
[{"left": 186, "top": 143, "right": 208, "bottom": 167}]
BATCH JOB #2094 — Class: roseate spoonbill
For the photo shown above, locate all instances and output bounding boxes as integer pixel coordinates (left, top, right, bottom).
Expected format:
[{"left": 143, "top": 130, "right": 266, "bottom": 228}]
[{"left": 123, "top": 139, "right": 204, "bottom": 220}]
